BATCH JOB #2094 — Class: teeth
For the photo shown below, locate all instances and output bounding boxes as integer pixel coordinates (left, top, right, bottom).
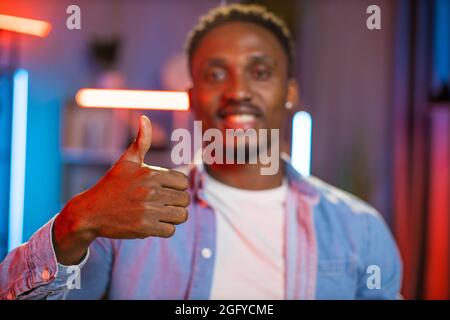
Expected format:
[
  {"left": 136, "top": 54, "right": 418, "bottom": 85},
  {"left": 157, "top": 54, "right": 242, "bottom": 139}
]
[{"left": 225, "top": 114, "right": 255, "bottom": 123}]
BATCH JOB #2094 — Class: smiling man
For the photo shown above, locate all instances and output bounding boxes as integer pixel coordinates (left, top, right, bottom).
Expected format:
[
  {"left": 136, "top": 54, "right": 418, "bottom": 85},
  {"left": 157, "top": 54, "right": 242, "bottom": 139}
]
[{"left": 0, "top": 4, "right": 402, "bottom": 300}]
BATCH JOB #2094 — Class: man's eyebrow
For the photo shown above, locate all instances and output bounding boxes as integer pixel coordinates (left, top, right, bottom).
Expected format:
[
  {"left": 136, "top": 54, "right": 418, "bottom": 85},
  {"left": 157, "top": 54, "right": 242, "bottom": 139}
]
[
  {"left": 247, "top": 54, "right": 278, "bottom": 68},
  {"left": 202, "top": 57, "right": 227, "bottom": 68},
  {"left": 201, "top": 54, "right": 277, "bottom": 70}
]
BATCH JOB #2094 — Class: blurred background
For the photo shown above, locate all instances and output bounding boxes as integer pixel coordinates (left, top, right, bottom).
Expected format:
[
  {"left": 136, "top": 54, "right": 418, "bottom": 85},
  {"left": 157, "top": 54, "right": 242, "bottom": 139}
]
[{"left": 0, "top": 0, "right": 449, "bottom": 299}]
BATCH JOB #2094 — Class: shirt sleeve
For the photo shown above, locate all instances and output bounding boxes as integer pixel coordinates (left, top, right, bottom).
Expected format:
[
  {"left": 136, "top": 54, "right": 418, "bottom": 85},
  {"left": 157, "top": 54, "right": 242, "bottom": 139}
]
[
  {"left": 0, "top": 215, "right": 89, "bottom": 300},
  {"left": 355, "top": 212, "right": 403, "bottom": 299}
]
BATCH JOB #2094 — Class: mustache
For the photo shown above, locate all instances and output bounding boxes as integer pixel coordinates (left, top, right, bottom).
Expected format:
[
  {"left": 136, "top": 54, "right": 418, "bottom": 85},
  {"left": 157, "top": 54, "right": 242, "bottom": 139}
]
[{"left": 217, "top": 102, "right": 263, "bottom": 118}]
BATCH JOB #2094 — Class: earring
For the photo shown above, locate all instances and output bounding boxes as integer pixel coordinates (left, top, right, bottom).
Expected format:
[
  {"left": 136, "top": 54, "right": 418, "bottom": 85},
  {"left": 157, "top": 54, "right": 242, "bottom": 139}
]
[{"left": 285, "top": 101, "right": 293, "bottom": 110}]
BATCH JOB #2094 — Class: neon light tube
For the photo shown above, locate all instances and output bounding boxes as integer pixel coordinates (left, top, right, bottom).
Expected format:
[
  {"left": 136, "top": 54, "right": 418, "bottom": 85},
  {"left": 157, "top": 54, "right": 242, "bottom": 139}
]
[
  {"left": 0, "top": 14, "right": 51, "bottom": 37},
  {"left": 75, "top": 89, "right": 190, "bottom": 111},
  {"left": 292, "top": 111, "right": 312, "bottom": 176},
  {"left": 8, "top": 69, "right": 29, "bottom": 252}
]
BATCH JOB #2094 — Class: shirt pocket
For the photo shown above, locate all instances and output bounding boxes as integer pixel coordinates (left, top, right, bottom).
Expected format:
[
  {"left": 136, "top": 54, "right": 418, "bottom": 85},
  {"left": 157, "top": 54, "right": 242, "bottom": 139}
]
[{"left": 316, "top": 258, "right": 358, "bottom": 299}]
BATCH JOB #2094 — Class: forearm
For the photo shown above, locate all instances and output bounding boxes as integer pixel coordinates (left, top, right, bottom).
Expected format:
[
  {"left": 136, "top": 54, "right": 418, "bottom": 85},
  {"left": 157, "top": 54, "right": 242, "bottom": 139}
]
[{"left": 0, "top": 217, "right": 89, "bottom": 300}]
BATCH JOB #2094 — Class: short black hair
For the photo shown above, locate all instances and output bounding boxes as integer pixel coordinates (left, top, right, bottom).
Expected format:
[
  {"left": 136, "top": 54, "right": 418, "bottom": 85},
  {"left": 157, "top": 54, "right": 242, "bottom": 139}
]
[{"left": 185, "top": 3, "right": 295, "bottom": 77}]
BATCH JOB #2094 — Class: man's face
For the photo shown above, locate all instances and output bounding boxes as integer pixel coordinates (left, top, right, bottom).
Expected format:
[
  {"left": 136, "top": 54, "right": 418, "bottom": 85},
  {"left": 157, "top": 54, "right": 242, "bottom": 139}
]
[{"left": 189, "top": 21, "right": 293, "bottom": 152}]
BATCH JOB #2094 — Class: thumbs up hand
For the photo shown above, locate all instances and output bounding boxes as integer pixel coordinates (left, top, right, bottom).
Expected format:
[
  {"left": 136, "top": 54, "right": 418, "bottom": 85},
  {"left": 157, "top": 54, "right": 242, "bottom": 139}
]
[{"left": 53, "top": 116, "right": 190, "bottom": 265}]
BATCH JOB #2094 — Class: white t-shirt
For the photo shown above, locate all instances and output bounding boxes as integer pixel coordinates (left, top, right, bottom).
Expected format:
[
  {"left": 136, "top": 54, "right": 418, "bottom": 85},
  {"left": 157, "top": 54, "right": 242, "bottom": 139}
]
[{"left": 203, "top": 172, "right": 288, "bottom": 300}]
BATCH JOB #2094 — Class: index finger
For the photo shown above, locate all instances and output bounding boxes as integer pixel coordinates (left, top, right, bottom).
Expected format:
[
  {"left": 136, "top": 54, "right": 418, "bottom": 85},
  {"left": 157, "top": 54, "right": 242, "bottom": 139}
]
[{"left": 146, "top": 166, "right": 189, "bottom": 191}]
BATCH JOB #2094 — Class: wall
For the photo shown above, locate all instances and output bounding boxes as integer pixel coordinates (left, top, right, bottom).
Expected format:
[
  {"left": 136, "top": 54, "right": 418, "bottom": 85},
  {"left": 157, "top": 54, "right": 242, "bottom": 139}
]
[{"left": 297, "top": 0, "right": 396, "bottom": 221}]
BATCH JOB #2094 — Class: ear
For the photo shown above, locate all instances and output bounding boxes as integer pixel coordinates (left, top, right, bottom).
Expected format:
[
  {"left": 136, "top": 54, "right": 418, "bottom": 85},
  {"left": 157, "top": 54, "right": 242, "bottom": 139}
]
[{"left": 286, "top": 78, "right": 300, "bottom": 112}]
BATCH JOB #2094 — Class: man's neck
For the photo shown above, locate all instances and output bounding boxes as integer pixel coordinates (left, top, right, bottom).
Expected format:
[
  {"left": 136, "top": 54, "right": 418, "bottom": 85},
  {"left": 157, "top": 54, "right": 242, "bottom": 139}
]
[{"left": 204, "top": 160, "right": 284, "bottom": 190}]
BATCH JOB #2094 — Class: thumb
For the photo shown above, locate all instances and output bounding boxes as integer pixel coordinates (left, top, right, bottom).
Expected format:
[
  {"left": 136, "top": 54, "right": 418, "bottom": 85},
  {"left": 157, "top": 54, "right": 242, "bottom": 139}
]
[{"left": 120, "top": 115, "right": 152, "bottom": 163}]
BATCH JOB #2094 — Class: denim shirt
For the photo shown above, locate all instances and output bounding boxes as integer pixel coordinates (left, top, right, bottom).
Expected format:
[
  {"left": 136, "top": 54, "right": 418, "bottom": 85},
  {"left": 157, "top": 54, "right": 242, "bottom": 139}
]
[{"left": 0, "top": 158, "right": 402, "bottom": 300}]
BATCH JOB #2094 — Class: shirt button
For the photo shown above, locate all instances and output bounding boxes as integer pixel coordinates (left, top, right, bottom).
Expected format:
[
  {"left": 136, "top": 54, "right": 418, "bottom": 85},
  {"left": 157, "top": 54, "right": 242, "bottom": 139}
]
[
  {"left": 201, "top": 248, "right": 212, "bottom": 259},
  {"left": 41, "top": 269, "right": 51, "bottom": 281}
]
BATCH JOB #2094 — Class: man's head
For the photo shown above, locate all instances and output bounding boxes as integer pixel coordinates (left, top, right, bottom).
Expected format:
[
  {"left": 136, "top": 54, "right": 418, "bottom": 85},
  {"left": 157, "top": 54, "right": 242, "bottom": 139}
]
[{"left": 186, "top": 4, "right": 298, "bottom": 159}]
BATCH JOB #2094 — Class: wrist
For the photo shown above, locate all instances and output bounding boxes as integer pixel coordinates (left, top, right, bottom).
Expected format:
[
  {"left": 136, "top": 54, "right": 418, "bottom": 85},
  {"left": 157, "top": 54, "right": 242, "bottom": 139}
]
[
  {"left": 53, "top": 196, "right": 97, "bottom": 265},
  {"left": 58, "top": 195, "right": 97, "bottom": 244}
]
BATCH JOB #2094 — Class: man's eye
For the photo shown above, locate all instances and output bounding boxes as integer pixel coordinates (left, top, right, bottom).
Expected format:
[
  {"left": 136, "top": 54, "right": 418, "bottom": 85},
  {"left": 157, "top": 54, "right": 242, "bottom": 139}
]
[
  {"left": 205, "top": 68, "right": 227, "bottom": 82},
  {"left": 252, "top": 67, "right": 271, "bottom": 80}
]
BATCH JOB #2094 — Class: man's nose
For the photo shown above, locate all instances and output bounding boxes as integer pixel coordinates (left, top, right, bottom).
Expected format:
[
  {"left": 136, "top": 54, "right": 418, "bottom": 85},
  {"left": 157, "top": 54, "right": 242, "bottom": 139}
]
[{"left": 223, "top": 73, "right": 252, "bottom": 102}]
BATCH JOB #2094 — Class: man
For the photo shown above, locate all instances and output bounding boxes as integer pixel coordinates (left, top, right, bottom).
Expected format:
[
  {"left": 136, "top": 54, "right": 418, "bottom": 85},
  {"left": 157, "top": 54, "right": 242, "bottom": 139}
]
[{"left": 0, "top": 4, "right": 401, "bottom": 300}]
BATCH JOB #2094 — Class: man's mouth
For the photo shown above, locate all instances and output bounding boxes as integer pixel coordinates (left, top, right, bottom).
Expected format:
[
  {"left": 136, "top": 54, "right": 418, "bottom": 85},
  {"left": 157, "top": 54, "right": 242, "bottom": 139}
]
[
  {"left": 217, "top": 104, "right": 262, "bottom": 129},
  {"left": 224, "top": 114, "right": 256, "bottom": 123}
]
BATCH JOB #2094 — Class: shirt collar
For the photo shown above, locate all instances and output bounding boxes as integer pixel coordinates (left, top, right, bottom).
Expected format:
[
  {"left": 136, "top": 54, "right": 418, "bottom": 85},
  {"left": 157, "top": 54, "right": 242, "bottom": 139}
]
[{"left": 188, "top": 152, "right": 320, "bottom": 203}]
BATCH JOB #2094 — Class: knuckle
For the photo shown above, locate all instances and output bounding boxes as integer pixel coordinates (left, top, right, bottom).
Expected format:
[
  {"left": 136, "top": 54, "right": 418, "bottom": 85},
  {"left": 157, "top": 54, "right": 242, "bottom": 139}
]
[
  {"left": 146, "top": 186, "right": 158, "bottom": 200},
  {"left": 170, "top": 207, "right": 188, "bottom": 224},
  {"left": 148, "top": 187, "right": 160, "bottom": 200},
  {"left": 137, "top": 213, "right": 157, "bottom": 238},
  {"left": 135, "top": 209, "right": 149, "bottom": 228},
  {"left": 180, "top": 177, "right": 189, "bottom": 190},
  {"left": 178, "top": 208, "right": 188, "bottom": 223},
  {"left": 171, "top": 171, "right": 189, "bottom": 189},
  {"left": 181, "top": 191, "right": 191, "bottom": 207},
  {"left": 161, "top": 224, "right": 176, "bottom": 238}
]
